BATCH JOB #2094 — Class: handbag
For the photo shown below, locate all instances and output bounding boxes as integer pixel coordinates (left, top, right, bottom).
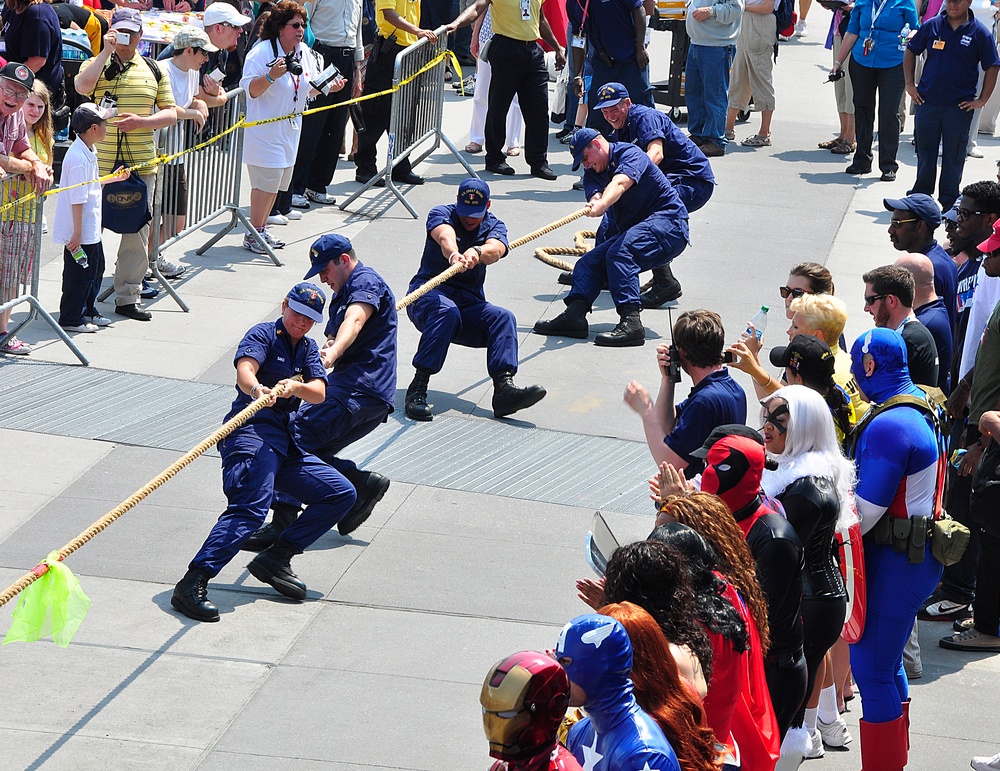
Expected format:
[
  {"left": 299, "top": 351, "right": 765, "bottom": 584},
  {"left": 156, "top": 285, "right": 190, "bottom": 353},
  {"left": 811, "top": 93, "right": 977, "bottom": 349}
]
[
  {"left": 971, "top": 438, "right": 1000, "bottom": 537},
  {"left": 102, "top": 132, "right": 151, "bottom": 235},
  {"left": 550, "top": 65, "right": 569, "bottom": 124}
]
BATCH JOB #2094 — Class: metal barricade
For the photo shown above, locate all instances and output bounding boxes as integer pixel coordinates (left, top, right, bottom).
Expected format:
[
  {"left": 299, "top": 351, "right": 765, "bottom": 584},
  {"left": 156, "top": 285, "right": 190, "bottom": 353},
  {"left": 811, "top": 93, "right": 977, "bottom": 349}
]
[
  {"left": 340, "top": 26, "right": 479, "bottom": 219},
  {"left": 107, "top": 89, "right": 279, "bottom": 313},
  {"left": 0, "top": 174, "right": 88, "bottom": 364}
]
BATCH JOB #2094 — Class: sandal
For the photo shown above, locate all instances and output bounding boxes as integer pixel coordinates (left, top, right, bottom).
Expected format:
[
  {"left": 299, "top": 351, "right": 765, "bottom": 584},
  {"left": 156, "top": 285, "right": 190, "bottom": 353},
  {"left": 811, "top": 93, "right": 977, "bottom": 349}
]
[
  {"left": 465, "top": 142, "right": 483, "bottom": 154},
  {"left": 741, "top": 133, "right": 772, "bottom": 147},
  {"left": 506, "top": 146, "right": 521, "bottom": 157},
  {"left": 818, "top": 138, "right": 840, "bottom": 149},
  {"left": 831, "top": 140, "right": 856, "bottom": 155},
  {"left": 725, "top": 129, "right": 736, "bottom": 141}
]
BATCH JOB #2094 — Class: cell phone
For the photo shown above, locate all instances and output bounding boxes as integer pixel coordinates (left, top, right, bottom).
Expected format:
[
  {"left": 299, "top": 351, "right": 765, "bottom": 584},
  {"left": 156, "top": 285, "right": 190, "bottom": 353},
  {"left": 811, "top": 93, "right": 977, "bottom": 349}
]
[
  {"left": 723, "top": 350, "right": 736, "bottom": 364},
  {"left": 208, "top": 67, "right": 225, "bottom": 83},
  {"left": 116, "top": 31, "right": 131, "bottom": 46}
]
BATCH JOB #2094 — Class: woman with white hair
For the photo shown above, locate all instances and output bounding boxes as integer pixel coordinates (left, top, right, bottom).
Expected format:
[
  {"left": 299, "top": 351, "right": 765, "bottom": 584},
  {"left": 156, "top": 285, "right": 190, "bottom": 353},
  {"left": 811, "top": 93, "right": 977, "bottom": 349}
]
[{"left": 761, "top": 384, "right": 854, "bottom": 766}]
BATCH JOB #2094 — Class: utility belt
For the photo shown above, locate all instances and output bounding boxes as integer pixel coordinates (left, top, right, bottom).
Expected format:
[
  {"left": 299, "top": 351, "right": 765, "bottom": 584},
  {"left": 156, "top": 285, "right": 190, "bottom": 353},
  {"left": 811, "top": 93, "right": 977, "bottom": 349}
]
[
  {"left": 865, "top": 513, "right": 930, "bottom": 564},
  {"left": 371, "top": 34, "right": 403, "bottom": 65}
]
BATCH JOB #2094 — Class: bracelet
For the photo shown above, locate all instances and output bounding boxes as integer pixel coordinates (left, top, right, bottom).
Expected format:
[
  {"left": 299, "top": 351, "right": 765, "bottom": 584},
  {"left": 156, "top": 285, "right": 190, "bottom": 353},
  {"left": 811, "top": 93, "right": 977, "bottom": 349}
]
[
  {"left": 265, "top": 72, "right": 274, "bottom": 83},
  {"left": 754, "top": 373, "right": 771, "bottom": 388},
  {"left": 449, "top": 251, "right": 462, "bottom": 265},
  {"left": 250, "top": 384, "right": 261, "bottom": 398}
]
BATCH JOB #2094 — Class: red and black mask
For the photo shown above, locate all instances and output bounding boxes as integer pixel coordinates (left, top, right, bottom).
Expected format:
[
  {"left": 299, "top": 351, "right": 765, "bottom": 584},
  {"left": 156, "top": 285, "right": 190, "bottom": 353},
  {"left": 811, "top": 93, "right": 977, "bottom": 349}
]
[{"left": 700, "top": 435, "right": 766, "bottom": 514}]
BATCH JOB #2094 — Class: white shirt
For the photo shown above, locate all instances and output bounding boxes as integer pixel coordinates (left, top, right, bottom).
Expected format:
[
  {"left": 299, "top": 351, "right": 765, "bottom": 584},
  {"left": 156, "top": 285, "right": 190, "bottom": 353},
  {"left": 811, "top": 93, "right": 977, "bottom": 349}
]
[
  {"left": 240, "top": 39, "right": 319, "bottom": 168},
  {"left": 52, "top": 137, "right": 101, "bottom": 246},
  {"left": 960, "top": 268, "right": 1000, "bottom": 380},
  {"left": 163, "top": 58, "right": 201, "bottom": 164}
]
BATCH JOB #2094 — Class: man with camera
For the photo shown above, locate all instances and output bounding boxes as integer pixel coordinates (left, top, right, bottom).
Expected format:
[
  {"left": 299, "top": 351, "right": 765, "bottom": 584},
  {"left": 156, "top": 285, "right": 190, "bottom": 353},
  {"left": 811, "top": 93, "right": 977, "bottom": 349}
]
[
  {"left": 623, "top": 308, "right": 747, "bottom": 478},
  {"left": 74, "top": 8, "right": 178, "bottom": 322}
]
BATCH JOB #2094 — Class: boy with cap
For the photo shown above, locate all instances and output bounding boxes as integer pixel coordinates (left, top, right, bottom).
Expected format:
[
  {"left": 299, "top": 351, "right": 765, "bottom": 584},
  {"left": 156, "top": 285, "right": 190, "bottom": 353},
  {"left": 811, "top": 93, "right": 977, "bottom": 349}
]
[
  {"left": 403, "top": 178, "right": 546, "bottom": 422},
  {"left": 172, "top": 283, "right": 357, "bottom": 622},
  {"left": 243, "top": 234, "right": 397, "bottom": 550},
  {"left": 52, "top": 103, "right": 128, "bottom": 333}
]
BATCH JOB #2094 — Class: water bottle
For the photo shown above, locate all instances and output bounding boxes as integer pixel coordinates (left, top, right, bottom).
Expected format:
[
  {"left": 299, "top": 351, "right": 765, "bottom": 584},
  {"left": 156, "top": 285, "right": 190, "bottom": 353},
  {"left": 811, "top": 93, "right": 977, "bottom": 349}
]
[
  {"left": 899, "top": 23, "right": 911, "bottom": 50},
  {"left": 71, "top": 246, "right": 88, "bottom": 269},
  {"left": 746, "top": 305, "right": 769, "bottom": 341}
]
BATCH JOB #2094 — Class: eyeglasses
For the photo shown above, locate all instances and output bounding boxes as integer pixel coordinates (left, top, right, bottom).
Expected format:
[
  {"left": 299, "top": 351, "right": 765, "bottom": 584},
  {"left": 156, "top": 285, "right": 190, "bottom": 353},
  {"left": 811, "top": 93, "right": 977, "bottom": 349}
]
[
  {"left": 889, "top": 217, "right": 918, "bottom": 227},
  {"left": 864, "top": 293, "right": 888, "bottom": 307},
  {"left": 287, "top": 22, "right": 306, "bottom": 28},
  {"left": 0, "top": 85, "right": 29, "bottom": 102},
  {"left": 779, "top": 286, "right": 808, "bottom": 299},
  {"left": 957, "top": 208, "right": 988, "bottom": 220}
]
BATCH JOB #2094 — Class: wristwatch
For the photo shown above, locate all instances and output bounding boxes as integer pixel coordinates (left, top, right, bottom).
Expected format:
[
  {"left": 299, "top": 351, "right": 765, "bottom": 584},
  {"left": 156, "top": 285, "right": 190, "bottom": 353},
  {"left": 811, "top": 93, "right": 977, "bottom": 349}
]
[{"left": 473, "top": 245, "right": 483, "bottom": 259}]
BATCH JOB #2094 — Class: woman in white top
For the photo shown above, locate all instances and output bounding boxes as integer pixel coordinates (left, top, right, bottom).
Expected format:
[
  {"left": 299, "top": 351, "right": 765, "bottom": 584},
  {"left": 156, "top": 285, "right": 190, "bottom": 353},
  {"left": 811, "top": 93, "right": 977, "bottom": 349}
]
[{"left": 465, "top": 6, "right": 522, "bottom": 156}]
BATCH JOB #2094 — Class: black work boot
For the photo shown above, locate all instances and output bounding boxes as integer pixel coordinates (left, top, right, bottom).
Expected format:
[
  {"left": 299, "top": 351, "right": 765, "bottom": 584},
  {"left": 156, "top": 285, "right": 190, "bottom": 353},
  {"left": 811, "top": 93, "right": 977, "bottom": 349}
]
[
  {"left": 640, "top": 264, "right": 683, "bottom": 309},
  {"left": 241, "top": 501, "right": 300, "bottom": 552},
  {"left": 492, "top": 371, "right": 547, "bottom": 418},
  {"left": 171, "top": 567, "right": 220, "bottom": 622},
  {"left": 533, "top": 300, "right": 589, "bottom": 339},
  {"left": 557, "top": 270, "right": 574, "bottom": 286},
  {"left": 595, "top": 305, "right": 645, "bottom": 347},
  {"left": 404, "top": 368, "right": 433, "bottom": 422},
  {"left": 337, "top": 468, "right": 391, "bottom": 536},
  {"left": 246, "top": 538, "right": 307, "bottom": 600}
]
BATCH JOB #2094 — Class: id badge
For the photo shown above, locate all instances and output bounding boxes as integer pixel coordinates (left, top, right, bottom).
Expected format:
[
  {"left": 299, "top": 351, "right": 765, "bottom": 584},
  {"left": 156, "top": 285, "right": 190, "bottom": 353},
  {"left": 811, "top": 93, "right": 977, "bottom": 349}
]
[
  {"left": 932, "top": 39, "right": 946, "bottom": 49},
  {"left": 289, "top": 116, "right": 300, "bottom": 130},
  {"left": 571, "top": 32, "right": 587, "bottom": 49},
  {"left": 520, "top": 0, "right": 531, "bottom": 21},
  {"left": 863, "top": 36, "right": 874, "bottom": 56}
]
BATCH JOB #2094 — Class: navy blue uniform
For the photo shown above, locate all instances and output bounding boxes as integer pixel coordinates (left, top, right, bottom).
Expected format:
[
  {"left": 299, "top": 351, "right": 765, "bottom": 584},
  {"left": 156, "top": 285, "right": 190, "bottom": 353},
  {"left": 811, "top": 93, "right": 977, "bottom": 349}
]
[
  {"left": 292, "top": 263, "right": 398, "bottom": 474},
  {"left": 407, "top": 205, "right": 518, "bottom": 377},
  {"left": 609, "top": 103, "right": 716, "bottom": 213},
  {"left": 190, "top": 320, "right": 356, "bottom": 576},
  {"left": 569, "top": 142, "right": 689, "bottom": 311}
]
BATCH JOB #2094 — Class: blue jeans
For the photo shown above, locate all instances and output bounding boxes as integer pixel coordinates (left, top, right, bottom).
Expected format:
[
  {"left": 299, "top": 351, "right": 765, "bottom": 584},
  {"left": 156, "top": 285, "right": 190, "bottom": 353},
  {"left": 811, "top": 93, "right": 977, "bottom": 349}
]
[
  {"left": 685, "top": 43, "right": 733, "bottom": 149},
  {"left": 912, "top": 103, "right": 974, "bottom": 210},
  {"left": 59, "top": 242, "right": 105, "bottom": 327}
]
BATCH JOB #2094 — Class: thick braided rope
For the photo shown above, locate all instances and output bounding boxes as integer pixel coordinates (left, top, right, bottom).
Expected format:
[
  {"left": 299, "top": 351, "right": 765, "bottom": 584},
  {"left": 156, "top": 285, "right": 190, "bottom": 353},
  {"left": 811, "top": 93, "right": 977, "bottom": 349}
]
[
  {"left": 0, "top": 382, "right": 295, "bottom": 610},
  {"left": 395, "top": 208, "right": 589, "bottom": 310},
  {"left": 533, "top": 229, "right": 597, "bottom": 271}
]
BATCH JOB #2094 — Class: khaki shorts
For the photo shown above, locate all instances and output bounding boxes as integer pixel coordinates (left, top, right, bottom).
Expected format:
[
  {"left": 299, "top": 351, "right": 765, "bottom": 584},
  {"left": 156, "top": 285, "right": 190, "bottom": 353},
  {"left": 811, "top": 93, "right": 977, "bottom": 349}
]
[{"left": 246, "top": 164, "right": 294, "bottom": 194}]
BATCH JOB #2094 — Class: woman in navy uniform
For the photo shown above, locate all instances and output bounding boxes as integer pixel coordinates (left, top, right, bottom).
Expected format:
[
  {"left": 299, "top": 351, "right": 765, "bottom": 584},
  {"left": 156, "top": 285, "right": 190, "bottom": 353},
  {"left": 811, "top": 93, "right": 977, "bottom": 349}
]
[{"left": 171, "top": 283, "right": 357, "bottom": 622}]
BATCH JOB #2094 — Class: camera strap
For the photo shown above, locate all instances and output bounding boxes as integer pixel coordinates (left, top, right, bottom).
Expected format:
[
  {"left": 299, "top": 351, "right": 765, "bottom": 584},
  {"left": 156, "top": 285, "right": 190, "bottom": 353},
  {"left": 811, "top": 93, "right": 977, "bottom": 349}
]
[{"left": 270, "top": 39, "right": 303, "bottom": 103}]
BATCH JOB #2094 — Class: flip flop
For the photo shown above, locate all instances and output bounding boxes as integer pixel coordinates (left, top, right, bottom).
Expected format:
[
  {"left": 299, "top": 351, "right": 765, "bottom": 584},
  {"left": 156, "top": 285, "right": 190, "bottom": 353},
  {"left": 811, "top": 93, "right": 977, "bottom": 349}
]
[{"left": 818, "top": 138, "right": 840, "bottom": 149}]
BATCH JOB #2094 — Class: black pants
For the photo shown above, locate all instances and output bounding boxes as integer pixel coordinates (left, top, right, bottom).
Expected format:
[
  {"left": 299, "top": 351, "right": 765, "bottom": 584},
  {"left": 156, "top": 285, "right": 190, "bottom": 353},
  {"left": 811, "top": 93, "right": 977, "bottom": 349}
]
[
  {"left": 764, "top": 646, "right": 809, "bottom": 740},
  {"left": 59, "top": 242, "right": 105, "bottom": 327},
  {"left": 355, "top": 37, "right": 413, "bottom": 179},
  {"left": 974, "top": 528, "right": 1000, "bottom": 636},
  {"left": 849, "top": 58, "right": 905, "bottom": 174},
  {"left": 292, "top": 45, "right": 356, "bottom": 195},
  {"left": 485, "top": 35, "right": 549, "bottom": 169},
  {"left": 793, "top": 595, "right": 848, "bottom": 728},
  {"left": 941, "top": 465, "right": 979, "bottom": 604}
]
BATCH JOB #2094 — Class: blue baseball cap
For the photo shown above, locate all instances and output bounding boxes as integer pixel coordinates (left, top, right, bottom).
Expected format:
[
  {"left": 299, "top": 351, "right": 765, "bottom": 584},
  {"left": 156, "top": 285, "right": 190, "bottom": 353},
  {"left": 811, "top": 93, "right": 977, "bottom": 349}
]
[
  {"left": 594, "top": 82, "right": 629, "bottom": 110},
  {"left": 884, "top": 193, "right": 941, "bottom": 229},
  {"left": 455, "top": 177, "right": 490, "bottom": 217},
  {"left": 286, "top": 282, "right": 326, "bottom": 323},
  {"left": 943, "top": 199, "right": 961, "bottom": 224},
  {"left": 304, "top": 233, "right": 353, "bottom": 279},
  {"left": 569, "top": 127, "right": 601, "bottom": 171}
]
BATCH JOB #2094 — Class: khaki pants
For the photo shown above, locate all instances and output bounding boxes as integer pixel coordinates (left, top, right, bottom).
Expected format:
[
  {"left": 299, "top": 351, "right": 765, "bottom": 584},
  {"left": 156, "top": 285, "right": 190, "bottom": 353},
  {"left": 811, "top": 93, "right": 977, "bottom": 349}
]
[
  {"left": 113, "top": 172, "right": 156, "bottom": 308},
  {"left": 728, "top": 11, "right": 776, "bottom": 112}
]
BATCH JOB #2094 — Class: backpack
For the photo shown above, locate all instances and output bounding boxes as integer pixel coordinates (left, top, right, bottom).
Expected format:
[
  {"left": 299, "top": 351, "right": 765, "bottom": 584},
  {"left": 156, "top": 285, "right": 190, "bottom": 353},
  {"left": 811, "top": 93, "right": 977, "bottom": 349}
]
[{"left": 773, "top": 0, "right": 795, "bottom": 47}]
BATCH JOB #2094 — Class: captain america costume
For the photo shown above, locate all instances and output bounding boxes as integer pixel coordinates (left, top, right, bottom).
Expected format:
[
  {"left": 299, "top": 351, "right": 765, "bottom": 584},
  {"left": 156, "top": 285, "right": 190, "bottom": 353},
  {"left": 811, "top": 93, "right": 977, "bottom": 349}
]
[{"left": 556, "top": 614, "right": 681, "bottom": 771}]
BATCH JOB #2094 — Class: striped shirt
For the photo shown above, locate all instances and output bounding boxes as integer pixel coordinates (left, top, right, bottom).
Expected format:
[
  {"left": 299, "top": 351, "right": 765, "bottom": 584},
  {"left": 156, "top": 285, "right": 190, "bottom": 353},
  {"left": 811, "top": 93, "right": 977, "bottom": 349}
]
[{"left": 80, "top": 52, "right": 176, "bottom": 175}]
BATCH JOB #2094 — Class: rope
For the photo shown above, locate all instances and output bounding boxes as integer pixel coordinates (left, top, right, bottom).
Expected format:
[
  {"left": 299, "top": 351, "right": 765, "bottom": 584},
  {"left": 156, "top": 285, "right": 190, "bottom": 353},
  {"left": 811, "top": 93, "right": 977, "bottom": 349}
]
[
  {"left": 0, "top": 382, "right": 295, "bottom": 610},
  {"left": 533, "top": 229, "right": 596, "bottom": 271}
]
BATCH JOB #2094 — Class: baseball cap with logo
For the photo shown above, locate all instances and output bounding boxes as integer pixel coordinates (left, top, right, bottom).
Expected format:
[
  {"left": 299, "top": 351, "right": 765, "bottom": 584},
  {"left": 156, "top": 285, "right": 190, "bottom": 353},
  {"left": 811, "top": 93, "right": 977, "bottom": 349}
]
[
  {"left": 71, "top": 102, "right": 117, "bottom": 133},
  {"left": 455, "top": 178, "right": 489, "bottom": 217},
  {"left": 172, "top": 25, "right": 219, "bottom": 53},
  {"left": 769, "top": 334, "right": 836, "bottom": 388},
  {"left": 203, "top": 2, "right": 253, "bottom": 26},
  {"left": 286, "top": 282, "right": 327, "bottom": 323},
  {"left": 569, "top": 127, "right": 600, "bottom": 171},
  {"left": 304, "top": 233, "right": 353, "bottom": 279},
  {"left": 0, "top": 62, "right": 34, "bottom": 92},
  {"left": 110, "top": 7, "right": 143, "bottom": 33},
  {"left": 883, "top": 193, "right": 942, "bottom": 229},
  {"left": 594, "top": 82, "right": 629, "bottom": 110}
]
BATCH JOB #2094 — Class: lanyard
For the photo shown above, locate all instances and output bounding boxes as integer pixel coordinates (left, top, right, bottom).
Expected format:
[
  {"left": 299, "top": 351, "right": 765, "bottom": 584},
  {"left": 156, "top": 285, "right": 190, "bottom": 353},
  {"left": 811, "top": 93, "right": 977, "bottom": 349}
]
[{"left": 869, "top": 0, "right": 890, "bottom": 38}]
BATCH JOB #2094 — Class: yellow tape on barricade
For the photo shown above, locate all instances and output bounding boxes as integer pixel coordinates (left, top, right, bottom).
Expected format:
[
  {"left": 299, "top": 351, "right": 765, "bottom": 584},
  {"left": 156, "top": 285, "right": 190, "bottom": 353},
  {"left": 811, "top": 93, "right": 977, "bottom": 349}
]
[{"left": 0, "top": 49, "right": 459, "bottom": 215}]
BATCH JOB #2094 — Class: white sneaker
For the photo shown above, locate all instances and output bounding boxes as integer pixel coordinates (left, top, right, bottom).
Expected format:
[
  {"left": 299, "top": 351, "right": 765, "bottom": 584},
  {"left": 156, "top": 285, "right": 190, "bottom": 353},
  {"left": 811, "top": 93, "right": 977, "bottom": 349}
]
[
  {"left": 818, "top": 715, "right": 853, "bottom": 747},
  {"left": 794, "top": 19, "right": 808, "bottom": 36},
  {"left": 62, "top": 322, "right": 98, "bottom": 333},
  {"left": 972, "top": 752, "right": 1000, "bottom": 771},
  {"left": 804, "top": 728, "right": 825, "bottom": 759},
  {"left": 156, "top": 255, "right": 187, "bottom": 279},
  {"left": 306, "top": 188, "right": 336, "bottom": 205},
  {"left": 88, "top": 314, "right": 114, "bottom": 327},
  {"left": 285, "top": 209, "right": 303, "bottom": 220},
  {"left": 243, "top": 232, "right": 267, "bottom": 254},
  {"left": 290, "top": 193, "right": 311, "bottom": 209},
  {"left": 262, "top": 227, "right": 285, "bottom": 249},
  {"left": 267, "top": 213, "right": 289, "bottom": 226}
]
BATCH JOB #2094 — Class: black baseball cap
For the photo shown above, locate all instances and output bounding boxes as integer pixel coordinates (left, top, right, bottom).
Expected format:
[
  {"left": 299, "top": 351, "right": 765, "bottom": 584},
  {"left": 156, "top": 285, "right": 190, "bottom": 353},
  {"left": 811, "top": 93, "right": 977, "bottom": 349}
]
[
  {"left": 769, "top": 334, "right": 836, "bottom": 387},
  {"left": 690, "top": 423, "right": 765, "bottom": 459}
]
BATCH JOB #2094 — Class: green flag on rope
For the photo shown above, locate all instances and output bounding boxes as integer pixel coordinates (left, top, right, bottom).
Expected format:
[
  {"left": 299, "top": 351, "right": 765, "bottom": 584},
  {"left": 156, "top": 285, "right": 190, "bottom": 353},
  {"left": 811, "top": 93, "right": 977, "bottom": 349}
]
[{"left": 2, "top": 553, "right": 90, "bottom": 648}]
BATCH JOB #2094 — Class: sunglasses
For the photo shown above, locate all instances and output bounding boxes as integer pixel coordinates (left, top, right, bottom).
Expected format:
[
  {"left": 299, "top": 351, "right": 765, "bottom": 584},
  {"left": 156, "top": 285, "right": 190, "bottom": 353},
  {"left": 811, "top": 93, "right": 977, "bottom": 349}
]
[
  {"left": 779, "top": 286, "right": 808, "bottom": 299},
  {"left": 864, "top": 293, "right": 888, "bottom": 306},
  {"left": 957, "top": 208, "right": 988, "bottom": 220},
  {"left": 287, "top": 22, "right": 306, "bottom": 29},
  {"left": 889, "top": 217, "right": 918, "bottom": 228}
]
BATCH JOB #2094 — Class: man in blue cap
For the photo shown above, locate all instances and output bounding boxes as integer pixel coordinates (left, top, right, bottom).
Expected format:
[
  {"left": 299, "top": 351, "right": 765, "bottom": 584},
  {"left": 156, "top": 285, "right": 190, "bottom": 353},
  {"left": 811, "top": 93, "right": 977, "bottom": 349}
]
[
  {"left": 243, "top": 234, "right": 398, "bottom": 550},
  {"left": 594, "top": 81, "right": 715, "bottom": 309},
  {"left": 172, "top": 283, "right": 357, "bottom": 622},
  {"left": 404, "top": 178, "right": 546, "bottom": 420},
  {"left": 533, "top": 128, "right": 689, "bottom": 346}
]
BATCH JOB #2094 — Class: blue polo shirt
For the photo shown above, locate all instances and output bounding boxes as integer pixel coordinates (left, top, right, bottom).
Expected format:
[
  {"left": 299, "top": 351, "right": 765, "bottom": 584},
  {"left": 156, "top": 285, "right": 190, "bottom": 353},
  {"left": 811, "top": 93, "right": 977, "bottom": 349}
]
[
  {"left": 221, "top": 318, "right": 327, "bottom": 457},
  {"left": 410, "top": 204, "right": 509, "bottom": 303},
  {"left": 583, "top": 142, "right": 688, "bottom": 233},
  {"left": 323, "top": 262, "right": 398, "bottom": 409},
  {"left": 908, "top": 9, "right": 1000, "bottom": 105},
  {"left": 847, "top": 0, "right": 919, "bottom": 70},
  {"left": 567, "top": 0, "right": 643, "bottom": 63},
  {"left": 610, "top": 104, "right": 716, "bottom": 185},
  {"left": 915, "top": 298, "right": 953, "bottom": 392},
  {"left": 923, "top": 240, "right": 958, "bottom": 331},
  {"left": 666, "top": 369, "right": 748, "bottom": 478}
]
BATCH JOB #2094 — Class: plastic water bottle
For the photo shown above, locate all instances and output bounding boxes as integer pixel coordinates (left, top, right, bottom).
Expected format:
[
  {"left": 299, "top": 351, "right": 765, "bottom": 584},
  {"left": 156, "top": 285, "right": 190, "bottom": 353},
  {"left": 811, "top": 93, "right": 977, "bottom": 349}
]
[
  {"left": 746, "top": 305, "right": 769, "bottom": 341},
  {"left": 899, "top": 23, "right": 911, "bottom": 50},
  {"left": 71, "top": 246, "right": 88, "bottom": 269}
]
